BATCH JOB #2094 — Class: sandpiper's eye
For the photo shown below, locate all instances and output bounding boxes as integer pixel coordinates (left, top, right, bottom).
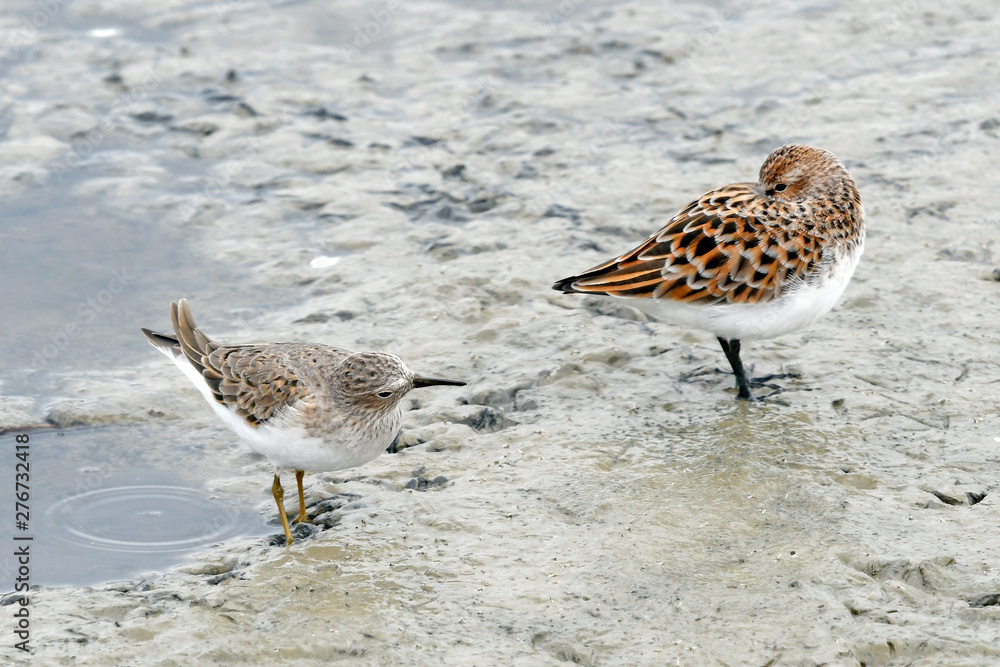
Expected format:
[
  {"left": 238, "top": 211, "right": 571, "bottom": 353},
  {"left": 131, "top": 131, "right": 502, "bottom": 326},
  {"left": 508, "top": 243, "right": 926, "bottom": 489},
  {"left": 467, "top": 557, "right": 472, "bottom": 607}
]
[
  {"left": 774, "top": 183, "right": 787, "bottom": 192},
  {"left": 377, "top": 390, "right": 393, "bottom": 399}
]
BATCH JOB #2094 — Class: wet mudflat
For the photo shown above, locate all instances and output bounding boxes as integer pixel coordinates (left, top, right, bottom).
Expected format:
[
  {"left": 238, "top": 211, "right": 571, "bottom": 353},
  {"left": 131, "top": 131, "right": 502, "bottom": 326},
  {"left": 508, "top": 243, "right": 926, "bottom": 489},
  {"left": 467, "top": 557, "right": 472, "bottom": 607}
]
[{"left": 1, "top": 0, "right": 999, "bottom": 664}]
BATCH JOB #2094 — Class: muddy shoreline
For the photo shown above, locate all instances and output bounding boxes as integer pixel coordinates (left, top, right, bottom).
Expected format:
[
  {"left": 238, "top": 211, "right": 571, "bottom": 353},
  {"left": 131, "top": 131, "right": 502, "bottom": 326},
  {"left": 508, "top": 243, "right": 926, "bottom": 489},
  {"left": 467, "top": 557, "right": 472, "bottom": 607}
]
[{"left": 2, "top": 0, "right": 1000, "bottom": 664}]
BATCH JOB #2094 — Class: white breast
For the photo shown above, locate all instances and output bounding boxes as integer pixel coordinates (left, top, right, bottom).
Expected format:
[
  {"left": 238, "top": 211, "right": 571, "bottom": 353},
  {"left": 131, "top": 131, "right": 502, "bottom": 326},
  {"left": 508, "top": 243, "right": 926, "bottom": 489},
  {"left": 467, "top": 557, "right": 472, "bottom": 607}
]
[
  {"left": 631, "top": 237, "right": 864, "bottom": 341},
  {"left": 164, "top": 350, "right": 397, "bottom": 473},
  {"left": 245, "top": 406, "right": 400, "bottom": 473}
]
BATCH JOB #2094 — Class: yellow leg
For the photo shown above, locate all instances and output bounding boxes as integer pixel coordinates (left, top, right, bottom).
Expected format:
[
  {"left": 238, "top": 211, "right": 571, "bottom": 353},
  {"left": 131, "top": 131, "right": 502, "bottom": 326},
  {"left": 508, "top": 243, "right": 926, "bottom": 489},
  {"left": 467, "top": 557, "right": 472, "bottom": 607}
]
[
  {"left": 272, "top": 473, "right": 293, "bottom": 547},
  {"left": 293, "top": 470, "right": 310, "bottom": 524}
]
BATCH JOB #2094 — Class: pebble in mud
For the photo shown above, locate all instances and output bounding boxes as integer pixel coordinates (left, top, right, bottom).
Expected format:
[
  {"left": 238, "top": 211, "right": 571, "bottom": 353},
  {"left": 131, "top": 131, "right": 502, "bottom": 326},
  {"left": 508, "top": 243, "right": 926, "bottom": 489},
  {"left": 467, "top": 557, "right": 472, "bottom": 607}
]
[
  {"left": 405, "top": 467, "right": 448, "bottom": 491},
  {"left": 260, "top": 494, "right": 365, "bottom": 545}
]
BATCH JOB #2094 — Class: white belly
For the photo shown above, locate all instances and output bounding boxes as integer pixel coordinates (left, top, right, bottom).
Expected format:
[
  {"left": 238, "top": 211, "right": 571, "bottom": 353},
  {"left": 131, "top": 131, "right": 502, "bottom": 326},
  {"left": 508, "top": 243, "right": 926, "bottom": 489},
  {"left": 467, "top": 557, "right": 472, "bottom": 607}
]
[
  {"left": 166, "top": 351, "right": 396, "bottom": 473},
  {"left": 631, "top": 240, "right": 863, "bottom": 341},
  {"left": 238, "top": 407, "right": 396, "bottom": 473}
]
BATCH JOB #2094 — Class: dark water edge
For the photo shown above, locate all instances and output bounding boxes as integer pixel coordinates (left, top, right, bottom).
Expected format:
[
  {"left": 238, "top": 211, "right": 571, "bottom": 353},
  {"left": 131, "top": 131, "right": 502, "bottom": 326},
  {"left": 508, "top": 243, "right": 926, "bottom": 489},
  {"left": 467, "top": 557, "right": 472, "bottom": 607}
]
[{"left": 0, "top": 426, "right": 270, "bottom": 589}]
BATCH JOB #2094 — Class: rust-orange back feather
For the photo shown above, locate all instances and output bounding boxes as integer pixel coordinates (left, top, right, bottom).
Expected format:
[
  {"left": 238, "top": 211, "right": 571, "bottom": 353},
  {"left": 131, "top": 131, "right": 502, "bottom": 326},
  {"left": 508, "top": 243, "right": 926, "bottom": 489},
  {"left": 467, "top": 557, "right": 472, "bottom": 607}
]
[{"left": 553, "top": 145, "right": 863, "bottom": 307}]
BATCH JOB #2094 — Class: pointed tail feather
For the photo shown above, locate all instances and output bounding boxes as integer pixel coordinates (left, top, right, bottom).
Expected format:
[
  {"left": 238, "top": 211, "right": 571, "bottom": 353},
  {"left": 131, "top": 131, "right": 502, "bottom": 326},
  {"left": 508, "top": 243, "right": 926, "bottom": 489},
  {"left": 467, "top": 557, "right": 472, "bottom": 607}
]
[
  {"left": 171, "top": 299, "right": 225, "bottom": 383},
  {"left": 140, "top": 327, "right": 181, "bottom": 358},
  {"left": 552, "top": 275, "right": 586, "bottom": 294},
  {"left": 143, "top": 299, "right": 220, "bottom": 374}
]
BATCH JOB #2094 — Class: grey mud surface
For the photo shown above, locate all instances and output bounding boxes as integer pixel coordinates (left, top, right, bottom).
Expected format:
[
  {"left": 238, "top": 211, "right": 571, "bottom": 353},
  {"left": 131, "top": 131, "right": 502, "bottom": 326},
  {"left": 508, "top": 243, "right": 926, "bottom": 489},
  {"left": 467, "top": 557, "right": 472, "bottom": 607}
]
[{"left": 2, "top": 0, "right": 1000, "bottom": 664}]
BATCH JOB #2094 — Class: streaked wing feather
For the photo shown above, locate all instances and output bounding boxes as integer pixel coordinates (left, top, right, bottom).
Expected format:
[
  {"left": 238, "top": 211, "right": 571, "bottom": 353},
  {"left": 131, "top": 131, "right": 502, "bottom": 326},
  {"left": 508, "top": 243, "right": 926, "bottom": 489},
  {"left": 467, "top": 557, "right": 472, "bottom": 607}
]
[
  {"left": 558, "top": 184, "right": 823, "bottom": 305},
  {"left": 172, "top": 299, "right": 307, "bottom": 427}
]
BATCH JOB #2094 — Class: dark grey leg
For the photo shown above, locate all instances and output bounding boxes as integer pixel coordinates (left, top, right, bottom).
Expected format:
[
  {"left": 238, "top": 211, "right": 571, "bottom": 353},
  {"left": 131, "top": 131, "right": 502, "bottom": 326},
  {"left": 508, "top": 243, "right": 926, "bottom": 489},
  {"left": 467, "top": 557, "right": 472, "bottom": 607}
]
[{"left": 717, "top": 337, "right": 753, "bottom": 400}]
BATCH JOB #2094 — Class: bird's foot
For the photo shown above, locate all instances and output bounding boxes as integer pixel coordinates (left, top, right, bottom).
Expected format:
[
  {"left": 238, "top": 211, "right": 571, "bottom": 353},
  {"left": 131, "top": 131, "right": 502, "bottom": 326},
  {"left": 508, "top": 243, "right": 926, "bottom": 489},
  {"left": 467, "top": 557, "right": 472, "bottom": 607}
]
[
  {"left": 709, "top": 367, "right": 800, "bottom": 402},
  {"left": 746, "top": 371, "right": 801, "bottom": 401},
  {"left": 750, "top": 371, "right": 801, "bottom": 387},
  {"left": 675, "top": 365, "right": 716, "bottom": 383},
  {"left": 675, "top": 365, "right": 792, "bottom": 400}
]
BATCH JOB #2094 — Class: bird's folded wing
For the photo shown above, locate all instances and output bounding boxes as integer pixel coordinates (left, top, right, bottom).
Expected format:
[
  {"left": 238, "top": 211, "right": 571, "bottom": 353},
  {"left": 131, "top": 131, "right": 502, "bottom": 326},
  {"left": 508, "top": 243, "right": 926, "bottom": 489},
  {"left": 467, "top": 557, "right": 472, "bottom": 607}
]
[
  {"left": 555, "top": 185, "right": 824, "bottom": 305},
  {"left": 172, "top": 300, "right": 307, "bottom": 427}
]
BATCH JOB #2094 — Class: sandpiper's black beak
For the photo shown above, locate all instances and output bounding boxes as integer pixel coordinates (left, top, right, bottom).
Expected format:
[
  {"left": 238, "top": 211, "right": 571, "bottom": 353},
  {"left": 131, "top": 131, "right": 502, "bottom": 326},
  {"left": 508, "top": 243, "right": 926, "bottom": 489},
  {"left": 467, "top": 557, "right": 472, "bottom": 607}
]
[{"left": 412, "top": 375, "right": 466, "bottom": 388}]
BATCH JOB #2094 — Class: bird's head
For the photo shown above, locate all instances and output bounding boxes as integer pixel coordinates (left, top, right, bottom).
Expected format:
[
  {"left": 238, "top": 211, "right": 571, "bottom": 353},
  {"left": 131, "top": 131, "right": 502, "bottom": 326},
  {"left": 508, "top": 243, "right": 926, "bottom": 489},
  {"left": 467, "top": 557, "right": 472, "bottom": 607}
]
[
  {"left": 758, "top": 144, "right": 852, "bottom": 201},
  {"left": 335, "top": 352, "right": 465, "bottom": 412}
]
